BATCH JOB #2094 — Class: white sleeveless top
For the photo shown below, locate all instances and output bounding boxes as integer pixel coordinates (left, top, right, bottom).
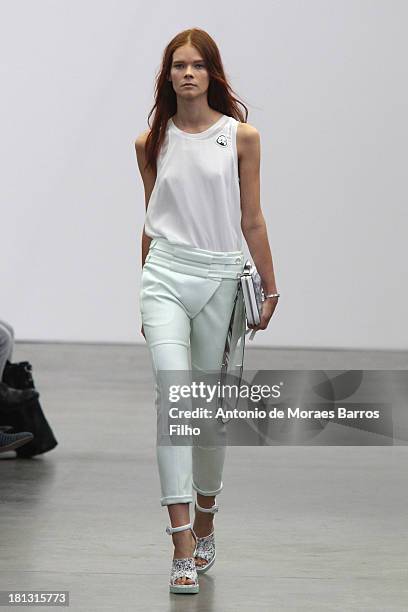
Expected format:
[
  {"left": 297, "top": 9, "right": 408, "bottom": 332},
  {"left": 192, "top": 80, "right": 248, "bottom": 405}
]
[{"left": 144, "top": 114, "right": 242, "bottom": 252}]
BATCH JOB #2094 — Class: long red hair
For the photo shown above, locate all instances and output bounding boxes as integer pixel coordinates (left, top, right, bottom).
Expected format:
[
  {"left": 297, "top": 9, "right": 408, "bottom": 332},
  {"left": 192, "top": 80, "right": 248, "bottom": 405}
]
[{"left": 144, "top": 28, "right": 249, "bottom": 174}]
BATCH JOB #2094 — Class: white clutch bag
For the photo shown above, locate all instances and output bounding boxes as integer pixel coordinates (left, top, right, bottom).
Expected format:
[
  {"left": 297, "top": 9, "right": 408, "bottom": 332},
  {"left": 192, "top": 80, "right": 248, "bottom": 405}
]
[
  {"left": 217, "top": 261, "right": 278, "bottom": 422},
  {"left": 240, "top": 260, "right": 264, "bottom": 339}
]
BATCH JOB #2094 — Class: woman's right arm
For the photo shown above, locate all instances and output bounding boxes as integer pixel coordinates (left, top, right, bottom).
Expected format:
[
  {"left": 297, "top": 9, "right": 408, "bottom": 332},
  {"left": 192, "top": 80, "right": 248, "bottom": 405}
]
[{"left": 134, "top": 131, "right": 157, "bottom": 266}]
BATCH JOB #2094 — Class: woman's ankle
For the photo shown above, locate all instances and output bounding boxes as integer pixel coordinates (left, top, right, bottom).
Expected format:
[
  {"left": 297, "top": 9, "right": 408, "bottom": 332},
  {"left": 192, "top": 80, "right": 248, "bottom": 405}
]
[
  {"left": 196, "top": 494, "right": 216, "bottom": 509},
  {"left": 193, "top": 513, "right": 214, "bottom": 538},
  {"left": 172, "top": 530, "right": 195, "bottom": 558}
]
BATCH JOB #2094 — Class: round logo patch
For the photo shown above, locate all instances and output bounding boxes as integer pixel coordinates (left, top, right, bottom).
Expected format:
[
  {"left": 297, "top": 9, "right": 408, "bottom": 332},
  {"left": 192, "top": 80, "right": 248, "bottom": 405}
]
[{"left": 216, "top": 134, "right": 228, "bottom": 146}]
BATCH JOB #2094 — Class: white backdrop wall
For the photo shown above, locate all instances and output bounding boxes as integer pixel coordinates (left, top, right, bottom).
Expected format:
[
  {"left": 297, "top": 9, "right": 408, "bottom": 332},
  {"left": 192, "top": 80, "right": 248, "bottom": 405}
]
[{"left": 1, "top": 0, "right": 406, "bottom": 349}]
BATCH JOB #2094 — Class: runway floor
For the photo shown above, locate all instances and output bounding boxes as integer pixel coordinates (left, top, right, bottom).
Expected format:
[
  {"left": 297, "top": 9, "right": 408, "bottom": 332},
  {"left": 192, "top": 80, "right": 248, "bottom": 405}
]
[{"left": 0, "top": 342, "right": 407, "bottom": 611}]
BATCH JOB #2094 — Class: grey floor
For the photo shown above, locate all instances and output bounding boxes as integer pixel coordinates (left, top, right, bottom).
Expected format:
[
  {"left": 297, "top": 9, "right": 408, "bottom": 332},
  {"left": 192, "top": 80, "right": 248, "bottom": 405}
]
[{"left": 1, "top": 342, "right": 407, "bottom": 611}]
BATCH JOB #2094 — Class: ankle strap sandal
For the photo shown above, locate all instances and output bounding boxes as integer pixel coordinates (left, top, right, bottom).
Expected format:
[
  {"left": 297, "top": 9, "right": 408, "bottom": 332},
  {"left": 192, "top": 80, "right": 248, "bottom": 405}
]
[
  {"left": 195, "top": 501, "right": 219, "bottom": 514},
  {"left": 194, "top": 501, "right": 218, "bottom": 574},
  {"left": 166, "top": 522, "right": 199, "bottom": 594}
]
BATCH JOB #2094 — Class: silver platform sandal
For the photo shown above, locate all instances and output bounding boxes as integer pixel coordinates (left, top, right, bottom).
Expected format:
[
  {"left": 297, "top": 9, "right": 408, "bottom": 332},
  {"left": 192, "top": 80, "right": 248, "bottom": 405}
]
[
  {"left": 166, "top": 522, "right": 199, "bottom": 594},
  {"left": 194, "top": 500, "right": 218, "bottom": 574}
]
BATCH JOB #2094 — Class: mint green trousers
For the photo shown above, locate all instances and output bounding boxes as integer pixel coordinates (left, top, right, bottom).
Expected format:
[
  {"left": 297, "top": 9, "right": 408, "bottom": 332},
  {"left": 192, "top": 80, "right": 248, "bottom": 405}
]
[{"left": 140, "top": 237, "right": 245, "bottom": 506}]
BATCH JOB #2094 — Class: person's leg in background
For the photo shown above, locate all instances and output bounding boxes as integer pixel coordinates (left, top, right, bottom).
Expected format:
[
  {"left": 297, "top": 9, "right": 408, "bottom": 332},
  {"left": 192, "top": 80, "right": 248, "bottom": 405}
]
[
  {"left": 0, "top": 320, "right": 38, "bottom": 406},
  {"left": 0, "top": 320, "right": 14, "bottom": 379}
]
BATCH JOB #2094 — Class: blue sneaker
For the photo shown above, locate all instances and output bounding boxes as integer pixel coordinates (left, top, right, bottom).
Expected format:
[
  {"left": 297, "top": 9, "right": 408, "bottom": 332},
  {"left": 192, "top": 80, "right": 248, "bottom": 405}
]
[{"left": 0, "top": 431, "right": 34, "bottom": 453}]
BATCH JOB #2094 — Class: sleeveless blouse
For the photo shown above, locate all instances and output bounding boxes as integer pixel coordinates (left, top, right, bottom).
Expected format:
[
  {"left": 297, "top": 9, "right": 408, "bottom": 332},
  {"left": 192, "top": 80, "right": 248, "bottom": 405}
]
[{"left": 144, "top": 114, "right": 242, "bottom": 252}]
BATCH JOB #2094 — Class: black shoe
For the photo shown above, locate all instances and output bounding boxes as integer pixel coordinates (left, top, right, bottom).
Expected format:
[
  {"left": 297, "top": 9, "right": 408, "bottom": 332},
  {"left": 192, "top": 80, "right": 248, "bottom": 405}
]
[
  {"left": 0, "top": 381, "right": 39, "bottom": 406},
  {"left": 0, "top": 431, "right": 34, "bottom": 453}
]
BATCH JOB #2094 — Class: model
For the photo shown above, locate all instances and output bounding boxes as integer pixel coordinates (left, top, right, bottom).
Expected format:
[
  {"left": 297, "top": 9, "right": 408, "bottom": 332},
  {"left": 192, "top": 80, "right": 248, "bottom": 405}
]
[{"left": 135, "top": 27, "right": 279, "bottom": 594}]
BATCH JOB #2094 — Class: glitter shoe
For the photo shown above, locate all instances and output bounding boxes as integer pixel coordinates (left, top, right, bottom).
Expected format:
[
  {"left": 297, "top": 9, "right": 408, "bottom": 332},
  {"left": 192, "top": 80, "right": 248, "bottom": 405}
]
[
  {"left": 166, "top": 522, "right": 199, "bottom": 594},
  {"left": 194, "top": 500, "right": 218, "bottom": 574}
]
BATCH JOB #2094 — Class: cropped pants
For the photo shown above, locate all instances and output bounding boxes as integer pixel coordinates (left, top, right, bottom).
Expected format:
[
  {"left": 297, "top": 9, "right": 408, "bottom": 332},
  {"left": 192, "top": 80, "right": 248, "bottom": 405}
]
[{"left": 140, "top": 237, "right": 245, "bottom": 506}]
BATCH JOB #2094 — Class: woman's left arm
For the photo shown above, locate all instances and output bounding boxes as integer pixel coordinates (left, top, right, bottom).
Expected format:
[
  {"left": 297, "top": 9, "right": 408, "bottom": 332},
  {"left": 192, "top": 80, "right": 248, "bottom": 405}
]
[{"left": 237, "top": 122, "right": 279, "bottom": 330}]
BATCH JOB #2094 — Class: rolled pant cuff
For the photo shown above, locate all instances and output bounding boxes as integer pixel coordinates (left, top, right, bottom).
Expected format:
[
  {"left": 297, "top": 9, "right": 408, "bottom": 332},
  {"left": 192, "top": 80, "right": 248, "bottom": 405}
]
[
  {"left": 192, "top": 480, "right": 223, "bottom": 496},
  {"left": 161, "top": 494, "right": 193, "bottom": 506}
]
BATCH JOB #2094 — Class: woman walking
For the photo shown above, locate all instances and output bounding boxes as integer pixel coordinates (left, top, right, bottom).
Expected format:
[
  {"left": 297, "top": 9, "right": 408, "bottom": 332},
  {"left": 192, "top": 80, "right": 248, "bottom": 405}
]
[{"left": 135, "top": 28, "right": 279, "bottom": 594}]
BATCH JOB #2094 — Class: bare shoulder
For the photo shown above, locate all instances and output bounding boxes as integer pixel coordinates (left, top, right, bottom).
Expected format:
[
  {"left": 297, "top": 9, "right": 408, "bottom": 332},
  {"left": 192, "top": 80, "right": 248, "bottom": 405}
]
[
  {"left": 237, "top": 121, "right": 259, "bottom": 139},
  {"left": 236, "top": 121, "right": 260, "bottom": 160},
  {"left": 134, "top": 129, "right": 156, "bottom": 186},
  {"left": 134, "top": 129, "right": 152, "bottom": 175},
  {"left": 134, "top": 129, "right": 151, "bottom": 154}
]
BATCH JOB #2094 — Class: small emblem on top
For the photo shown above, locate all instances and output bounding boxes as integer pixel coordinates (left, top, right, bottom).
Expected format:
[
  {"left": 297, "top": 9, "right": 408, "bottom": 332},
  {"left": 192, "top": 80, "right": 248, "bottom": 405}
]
[{"left": 216, "top": 134, "right": 228, "bottom": 147}]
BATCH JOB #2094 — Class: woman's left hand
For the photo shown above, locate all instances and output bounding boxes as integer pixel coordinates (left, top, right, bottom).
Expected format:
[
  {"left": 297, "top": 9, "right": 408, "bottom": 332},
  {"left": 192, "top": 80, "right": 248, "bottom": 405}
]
[{"left": 247, "top": 297, "right": 279, "bottom": 333}]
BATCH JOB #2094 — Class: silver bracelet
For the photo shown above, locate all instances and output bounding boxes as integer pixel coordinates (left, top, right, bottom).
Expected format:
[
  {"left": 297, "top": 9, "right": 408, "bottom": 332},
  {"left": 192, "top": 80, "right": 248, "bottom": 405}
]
[{"left": 264, "top": 292, "right": 280, "bottom": 299}]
